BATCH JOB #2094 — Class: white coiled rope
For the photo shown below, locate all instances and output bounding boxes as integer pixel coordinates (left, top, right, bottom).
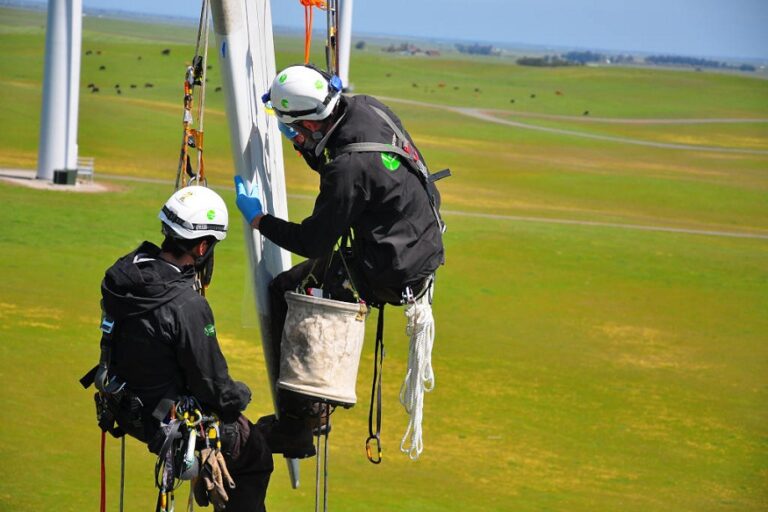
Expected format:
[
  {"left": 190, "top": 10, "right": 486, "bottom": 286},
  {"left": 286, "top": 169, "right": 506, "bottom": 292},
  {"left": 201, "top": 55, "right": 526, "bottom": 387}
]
[{"left": 399, "top": 287, "right": 436, "bottom": 460}]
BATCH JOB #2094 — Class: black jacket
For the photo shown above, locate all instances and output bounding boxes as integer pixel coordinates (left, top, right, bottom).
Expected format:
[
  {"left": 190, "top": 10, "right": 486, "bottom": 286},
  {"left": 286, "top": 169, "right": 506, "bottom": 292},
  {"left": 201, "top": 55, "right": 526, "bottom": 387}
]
[
  {"left": 260, "top": 95, "right": 444, "bottom": 297},
  {"left": 101, "top": 242, "right": 251, "bottom": 433}
]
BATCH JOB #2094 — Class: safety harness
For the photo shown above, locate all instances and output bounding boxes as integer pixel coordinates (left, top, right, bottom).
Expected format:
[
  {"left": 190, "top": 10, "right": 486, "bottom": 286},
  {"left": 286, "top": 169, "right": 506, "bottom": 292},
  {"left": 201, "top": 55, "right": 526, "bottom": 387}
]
[{"left": 330, "top": 104, "right": 449, "bottom": 464}]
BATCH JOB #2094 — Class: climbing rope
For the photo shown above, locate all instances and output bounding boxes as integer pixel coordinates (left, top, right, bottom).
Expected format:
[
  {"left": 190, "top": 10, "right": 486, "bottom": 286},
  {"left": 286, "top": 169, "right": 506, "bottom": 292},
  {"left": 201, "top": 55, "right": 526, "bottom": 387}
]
[
  {"left": 324, "top": 0, "right": 339, "bottom": 75},
  {"left": 300, "top": 0, "right": 326, "bottom": 65},
  {"left": 175, "top": 0, "right": 211, "bottom": 190},
  {"left": 399, "top": 282, "right": 436, "bottom": 460}
]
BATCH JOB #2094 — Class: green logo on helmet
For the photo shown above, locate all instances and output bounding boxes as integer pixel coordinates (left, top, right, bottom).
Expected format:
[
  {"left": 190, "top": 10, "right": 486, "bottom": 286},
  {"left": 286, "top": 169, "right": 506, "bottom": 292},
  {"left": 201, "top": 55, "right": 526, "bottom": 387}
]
[
  {"left": 207, "top": 209, "right": 216, "bottom": 220},
  {"left": 314, "top": 79, "right": 324, "bottom": 90},
  {"left": 381, "top": 153, "right": 401, "bottom": 171},
  {"left": 278, "top": 73, "right": 287, "bottom": 84},
  {"left": 281, "top": 98, "right": 289, "bottom": 109},
  {"left": 204, "top": 324, "right": 216, "bottom": 337}
]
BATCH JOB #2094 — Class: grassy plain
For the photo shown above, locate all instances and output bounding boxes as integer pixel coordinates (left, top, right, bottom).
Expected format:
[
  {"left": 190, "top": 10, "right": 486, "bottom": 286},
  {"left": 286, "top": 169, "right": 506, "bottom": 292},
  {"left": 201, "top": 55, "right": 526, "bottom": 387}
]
[{"left": 1, "top": 7, "right": 767, "bottom": 512}]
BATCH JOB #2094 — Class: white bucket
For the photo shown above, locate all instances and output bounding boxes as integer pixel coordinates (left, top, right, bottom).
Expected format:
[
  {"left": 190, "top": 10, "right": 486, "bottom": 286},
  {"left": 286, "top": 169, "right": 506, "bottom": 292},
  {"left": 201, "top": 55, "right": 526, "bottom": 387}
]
[{"left": 277, "top": 291, "right": 368, "bottom": 406}]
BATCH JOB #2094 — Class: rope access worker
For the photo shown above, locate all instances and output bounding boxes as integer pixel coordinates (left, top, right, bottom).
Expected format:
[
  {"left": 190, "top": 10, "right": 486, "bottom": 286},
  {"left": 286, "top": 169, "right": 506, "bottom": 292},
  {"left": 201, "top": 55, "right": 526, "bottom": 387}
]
[
  {"left": 83, "top": 186, "right": 274, "bottom": 511},
  {"left": 234, "top": 64, "right": 447, "bottom": 457}
]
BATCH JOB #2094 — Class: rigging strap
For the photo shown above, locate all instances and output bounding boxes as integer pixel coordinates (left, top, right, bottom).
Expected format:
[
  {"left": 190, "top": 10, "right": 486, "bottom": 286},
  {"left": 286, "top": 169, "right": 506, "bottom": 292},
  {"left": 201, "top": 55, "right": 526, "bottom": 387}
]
[{"left": 365, "top": 305, "right": 385, "bottom": 464}]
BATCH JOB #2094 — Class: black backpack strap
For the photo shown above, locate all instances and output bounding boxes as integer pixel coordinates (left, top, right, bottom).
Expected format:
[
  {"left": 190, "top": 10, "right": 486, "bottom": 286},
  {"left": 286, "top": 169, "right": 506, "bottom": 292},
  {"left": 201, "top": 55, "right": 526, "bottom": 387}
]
[
  {"left": 429, "top": 168, "right": 452, "bottom": 182},
  {"left": 334, "top": 106, "right": 449, "bottom": 234}
]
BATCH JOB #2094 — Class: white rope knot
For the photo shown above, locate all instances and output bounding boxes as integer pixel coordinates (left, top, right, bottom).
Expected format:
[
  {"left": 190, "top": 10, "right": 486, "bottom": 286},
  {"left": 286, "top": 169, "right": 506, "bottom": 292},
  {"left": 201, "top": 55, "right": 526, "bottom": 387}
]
[{"left": 399, "top": 289, "right": 436, "bottom": 460}]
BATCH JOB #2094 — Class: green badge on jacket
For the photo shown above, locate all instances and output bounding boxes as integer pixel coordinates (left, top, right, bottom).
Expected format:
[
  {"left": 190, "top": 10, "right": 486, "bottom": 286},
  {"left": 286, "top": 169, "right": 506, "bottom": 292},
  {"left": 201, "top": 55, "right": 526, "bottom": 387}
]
[
  {"left": 204, "top": 324, "right": 216, "bottom": 337},
  {"left": 381, "top": 152, "right": 401, "bottom": 171}
]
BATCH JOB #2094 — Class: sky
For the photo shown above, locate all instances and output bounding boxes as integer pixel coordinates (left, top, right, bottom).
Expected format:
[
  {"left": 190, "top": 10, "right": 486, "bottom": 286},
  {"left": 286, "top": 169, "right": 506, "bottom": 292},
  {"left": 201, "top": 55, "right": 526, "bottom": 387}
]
[{"left": 75, "top": 0, "right": 768, "bottom": 60}]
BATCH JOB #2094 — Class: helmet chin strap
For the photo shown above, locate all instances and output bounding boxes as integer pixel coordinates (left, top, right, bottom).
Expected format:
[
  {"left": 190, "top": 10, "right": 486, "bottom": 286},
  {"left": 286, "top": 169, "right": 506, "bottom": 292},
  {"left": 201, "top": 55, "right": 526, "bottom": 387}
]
[{"left": 192, "top": 240, "right": 217, "bottom": 290}]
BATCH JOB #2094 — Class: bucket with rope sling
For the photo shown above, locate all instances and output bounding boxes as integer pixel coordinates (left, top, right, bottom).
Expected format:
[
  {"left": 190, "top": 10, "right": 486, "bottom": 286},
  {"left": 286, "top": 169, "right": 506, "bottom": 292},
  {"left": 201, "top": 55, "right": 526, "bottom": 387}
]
[{"left": 278, "top": 248, "right": 369, "bottom": 406}]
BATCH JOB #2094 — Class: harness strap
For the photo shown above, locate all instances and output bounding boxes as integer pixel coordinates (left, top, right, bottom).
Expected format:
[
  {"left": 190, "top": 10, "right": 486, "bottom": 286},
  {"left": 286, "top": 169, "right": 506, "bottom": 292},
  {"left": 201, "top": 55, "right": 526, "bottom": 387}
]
[
  {"left": 120, "top": 436, "right": 126, "bottom": 512},
  {"left": 366, "top": 305, "right": 385, "bottom": 464},
  {"left": 100, "top": 430, "right": 107, "bottom": 512}
]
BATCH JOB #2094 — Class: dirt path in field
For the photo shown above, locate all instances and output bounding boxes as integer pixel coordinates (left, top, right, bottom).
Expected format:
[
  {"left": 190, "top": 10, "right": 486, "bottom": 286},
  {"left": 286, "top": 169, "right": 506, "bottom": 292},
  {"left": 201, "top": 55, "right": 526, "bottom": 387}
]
[
  {"left": 439, "top": 209, "right": 768, "bottom": 240},
  {"left": 3, "top": 169, "right": 766, "bottom": 239},
  {"left": 378, "top": 96, "right": 768, "bottom": 155}
]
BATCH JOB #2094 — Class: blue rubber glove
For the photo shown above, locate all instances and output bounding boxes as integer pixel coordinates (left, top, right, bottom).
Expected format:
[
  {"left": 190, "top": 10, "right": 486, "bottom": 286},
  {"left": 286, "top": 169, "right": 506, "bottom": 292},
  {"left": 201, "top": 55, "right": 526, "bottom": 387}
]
[{"left": 234, "top": 175, "right": 264, "bottom": 224}]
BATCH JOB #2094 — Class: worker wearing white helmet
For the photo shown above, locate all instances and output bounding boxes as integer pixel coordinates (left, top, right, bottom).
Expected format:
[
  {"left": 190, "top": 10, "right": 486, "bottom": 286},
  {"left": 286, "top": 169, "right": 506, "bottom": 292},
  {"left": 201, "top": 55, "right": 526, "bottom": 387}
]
[
  {"left": 85, "top": 185, "right": 275, "bottom": 512},
  {"left": 235, "top": 64, "right": 448, "bottom": 459}
]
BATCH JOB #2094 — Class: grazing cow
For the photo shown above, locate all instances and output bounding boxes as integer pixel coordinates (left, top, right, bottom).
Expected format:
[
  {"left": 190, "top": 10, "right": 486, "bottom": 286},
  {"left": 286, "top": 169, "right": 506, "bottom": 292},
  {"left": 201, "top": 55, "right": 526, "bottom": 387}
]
[{"left": 162, "top": 49, "right": 171, "bottom": 55}]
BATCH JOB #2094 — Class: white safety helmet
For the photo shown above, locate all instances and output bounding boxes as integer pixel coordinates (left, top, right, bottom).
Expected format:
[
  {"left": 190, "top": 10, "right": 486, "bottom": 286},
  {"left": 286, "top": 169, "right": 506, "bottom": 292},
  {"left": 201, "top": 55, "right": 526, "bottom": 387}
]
[
  {"left": 265, "top": 65, "right": 343, "bottom": 123},
  {"left": 158, "top": 186, "right": 228, "bottom": 241}
]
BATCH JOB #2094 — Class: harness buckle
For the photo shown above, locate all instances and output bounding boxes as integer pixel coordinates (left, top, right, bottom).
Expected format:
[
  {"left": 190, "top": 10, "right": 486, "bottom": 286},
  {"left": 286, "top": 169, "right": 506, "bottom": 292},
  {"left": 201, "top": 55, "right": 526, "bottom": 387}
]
[{"left": 402, "top": 286, "right": 415, "bottom": 305}]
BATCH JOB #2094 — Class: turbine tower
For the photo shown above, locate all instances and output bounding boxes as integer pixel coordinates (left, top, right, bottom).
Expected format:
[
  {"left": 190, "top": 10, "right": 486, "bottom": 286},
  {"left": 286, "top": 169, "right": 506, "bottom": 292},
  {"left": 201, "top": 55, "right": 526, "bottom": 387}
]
[
  {"left": 338, "top": 0, "right": 353, "bottom": 90},
  {"left": 37, "top": 0, "right": 82, "bottom": 183}
]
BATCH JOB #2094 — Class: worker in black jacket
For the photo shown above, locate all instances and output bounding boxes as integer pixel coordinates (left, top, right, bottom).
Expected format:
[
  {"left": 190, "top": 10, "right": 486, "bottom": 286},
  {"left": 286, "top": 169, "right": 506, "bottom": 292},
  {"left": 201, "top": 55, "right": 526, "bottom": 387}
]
[
  {"left": 97, "top": 186, "right": 273, "bottom": 512},
  {"left": 234, "top": 64, "right": 445, "bottom": 455}
]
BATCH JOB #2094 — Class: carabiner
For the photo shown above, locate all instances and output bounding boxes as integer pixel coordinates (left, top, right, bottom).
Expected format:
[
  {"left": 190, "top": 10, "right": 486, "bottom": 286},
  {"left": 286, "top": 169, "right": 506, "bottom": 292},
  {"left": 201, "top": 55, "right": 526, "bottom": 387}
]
[{"left": 365, "top": 435, "right": 382, "bottom": 464}]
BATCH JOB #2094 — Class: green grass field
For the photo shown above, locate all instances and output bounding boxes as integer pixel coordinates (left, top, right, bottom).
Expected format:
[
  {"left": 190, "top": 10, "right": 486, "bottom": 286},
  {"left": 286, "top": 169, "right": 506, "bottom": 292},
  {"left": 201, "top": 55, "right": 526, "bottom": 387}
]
[{"left": 1, "top": 7, "right": 767, "bottom": 512}]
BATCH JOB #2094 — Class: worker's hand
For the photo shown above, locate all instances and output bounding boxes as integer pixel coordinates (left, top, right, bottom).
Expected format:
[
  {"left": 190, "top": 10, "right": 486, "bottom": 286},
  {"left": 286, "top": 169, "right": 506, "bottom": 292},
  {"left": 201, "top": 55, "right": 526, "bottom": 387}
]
[
  {"left": 196, "top": 447, "right": 236, "bottom": 511},
  {"left": 234, "top": 175, "right": 264, "bottom": 224}
]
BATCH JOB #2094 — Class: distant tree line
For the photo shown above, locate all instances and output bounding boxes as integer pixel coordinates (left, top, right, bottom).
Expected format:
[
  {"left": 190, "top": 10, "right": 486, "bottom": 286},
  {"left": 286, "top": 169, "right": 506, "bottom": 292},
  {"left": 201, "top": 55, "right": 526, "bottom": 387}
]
[
  {"left": 382, "top": 42, "right": 441, "bottom": 56},
  {"left": 455, "top": 43, "right": 501, "bottom": 56},
  {"left": 515, "top": 51, "right": 755, "bottom": 72},
  {"left": 645, "top": 55, "right": 755, "bottom": 72},
  {"left": 517, "top": 51, "right": 635, "bottom": 67},
  {"left": 516, "top": 56, "right": 574, "bottom": 67},
  {"left": 562, "top": 51, "right": 635, "bottom": 64}
]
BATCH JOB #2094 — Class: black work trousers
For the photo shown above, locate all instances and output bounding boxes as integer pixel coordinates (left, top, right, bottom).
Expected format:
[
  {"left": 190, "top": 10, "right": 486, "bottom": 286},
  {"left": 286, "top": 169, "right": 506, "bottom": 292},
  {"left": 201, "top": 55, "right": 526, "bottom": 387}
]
[{"left": 220, "top": 415, "right": 274, "bottom": 512}]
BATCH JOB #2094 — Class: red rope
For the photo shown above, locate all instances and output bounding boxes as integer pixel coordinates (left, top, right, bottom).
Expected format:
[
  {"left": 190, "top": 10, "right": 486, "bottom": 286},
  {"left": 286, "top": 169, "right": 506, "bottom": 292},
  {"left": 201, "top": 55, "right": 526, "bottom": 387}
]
[
  {"left": 300, "top": 0, "right": 326, "bottom": 64},
  {"left": 100, "top": 430, "right": 106, "bottom": 512}
]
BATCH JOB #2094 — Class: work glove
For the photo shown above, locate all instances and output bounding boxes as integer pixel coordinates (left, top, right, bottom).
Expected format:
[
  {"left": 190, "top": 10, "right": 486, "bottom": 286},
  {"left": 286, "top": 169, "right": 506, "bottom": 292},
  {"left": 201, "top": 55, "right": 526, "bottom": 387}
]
[
  {"left": 194, "top": 447, "right": 236, "bottom": 511},
  {"left": 234, "top": 175, "right": 264, "bottom": 224}
]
